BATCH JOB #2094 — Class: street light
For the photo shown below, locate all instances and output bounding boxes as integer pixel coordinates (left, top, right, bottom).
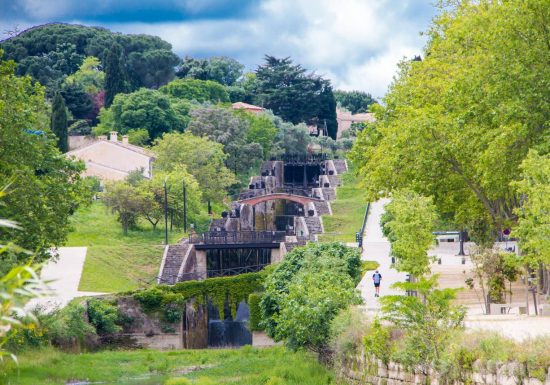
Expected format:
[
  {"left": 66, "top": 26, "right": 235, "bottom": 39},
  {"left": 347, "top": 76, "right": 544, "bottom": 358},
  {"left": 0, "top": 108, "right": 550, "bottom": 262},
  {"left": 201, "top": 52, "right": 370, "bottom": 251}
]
[{"left": 164, "top": 177, "right": 168, "bottom": 245}]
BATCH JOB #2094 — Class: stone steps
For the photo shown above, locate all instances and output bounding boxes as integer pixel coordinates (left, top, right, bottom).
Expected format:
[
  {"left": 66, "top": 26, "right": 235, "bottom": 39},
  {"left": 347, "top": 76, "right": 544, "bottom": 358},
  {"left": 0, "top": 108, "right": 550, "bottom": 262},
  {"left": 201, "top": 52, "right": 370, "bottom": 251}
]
[
  {"left": 333, "top": 159, "right": 347, "bottom": 174},
  {"left": 313, "top": 201, "right": 331, "bottom": 216},
  {"left": 322, "top": 188, "right": 336, "bottom": 200},
  {"left": 328, "top": 175, "right": 341, "bottom": 187},
  {"left": 160, "top": 244, "right": 189, "bottom": 285},
  {"left": 304, "top": 216, "right": 323, "bottom": 234}
]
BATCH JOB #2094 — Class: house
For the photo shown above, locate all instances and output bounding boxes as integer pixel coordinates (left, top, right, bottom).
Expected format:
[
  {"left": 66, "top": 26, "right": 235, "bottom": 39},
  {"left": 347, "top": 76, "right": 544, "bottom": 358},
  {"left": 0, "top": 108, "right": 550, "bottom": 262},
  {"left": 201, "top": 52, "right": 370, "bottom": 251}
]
[
  {"left": 336, "top": 108, "right": 375, "bottom": 138},
  {"left": 231, "top": 102, "right": 265, "bottom": 114},
  {"left": 66, "top": 132, "right": 155, "bottom": 181}
]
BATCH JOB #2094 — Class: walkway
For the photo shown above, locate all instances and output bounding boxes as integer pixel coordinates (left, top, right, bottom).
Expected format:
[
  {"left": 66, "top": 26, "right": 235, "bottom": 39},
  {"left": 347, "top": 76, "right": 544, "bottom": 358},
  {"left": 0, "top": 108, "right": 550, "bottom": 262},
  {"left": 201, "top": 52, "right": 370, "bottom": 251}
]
[
  {"left": 26, "top": 247, "right": 105, "bottom": 311},
  {"left": 357, "top": 199, "right": 407, "bottom": 311}
]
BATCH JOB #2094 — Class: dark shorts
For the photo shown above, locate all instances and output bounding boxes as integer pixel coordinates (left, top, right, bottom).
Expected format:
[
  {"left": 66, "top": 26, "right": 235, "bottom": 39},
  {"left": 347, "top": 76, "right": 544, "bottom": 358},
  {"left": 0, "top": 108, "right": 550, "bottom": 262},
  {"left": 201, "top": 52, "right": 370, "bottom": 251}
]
[{"left": 374, "top": 283, "right": 380, "bottom": 287}]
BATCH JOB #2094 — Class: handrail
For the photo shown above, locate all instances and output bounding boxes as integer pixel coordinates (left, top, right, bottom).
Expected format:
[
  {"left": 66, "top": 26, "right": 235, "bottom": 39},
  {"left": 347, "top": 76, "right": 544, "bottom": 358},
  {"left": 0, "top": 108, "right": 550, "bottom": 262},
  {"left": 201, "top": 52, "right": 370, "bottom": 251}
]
[
  {"left": 357, "top": 202, "right": 370, "bottom": 248},
  {"left": 189, "top": 230, "right": 287, "bottom": 245}
]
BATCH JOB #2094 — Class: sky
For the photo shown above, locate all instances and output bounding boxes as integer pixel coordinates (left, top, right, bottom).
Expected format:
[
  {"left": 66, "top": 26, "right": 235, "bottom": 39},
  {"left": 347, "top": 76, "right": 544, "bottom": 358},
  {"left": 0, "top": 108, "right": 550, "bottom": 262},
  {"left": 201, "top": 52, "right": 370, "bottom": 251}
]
[{"left": 0, "top": 0, "right": 437, "bottom": 98}]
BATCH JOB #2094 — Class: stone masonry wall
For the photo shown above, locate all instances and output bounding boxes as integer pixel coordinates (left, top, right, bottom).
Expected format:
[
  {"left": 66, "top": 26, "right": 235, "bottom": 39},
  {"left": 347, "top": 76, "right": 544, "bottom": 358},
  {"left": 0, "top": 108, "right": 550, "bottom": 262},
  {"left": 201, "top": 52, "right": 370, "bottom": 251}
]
[{"left": 341, "top": 354, "right": 550, "bottom": 385}]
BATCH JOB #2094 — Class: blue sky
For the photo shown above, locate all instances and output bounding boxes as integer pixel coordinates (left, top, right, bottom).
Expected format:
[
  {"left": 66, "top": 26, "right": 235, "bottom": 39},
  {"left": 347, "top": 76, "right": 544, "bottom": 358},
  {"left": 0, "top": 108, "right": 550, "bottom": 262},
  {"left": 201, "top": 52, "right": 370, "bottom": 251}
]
[{"left": 0, "top": 0, "right": 437, "bottom": 97}]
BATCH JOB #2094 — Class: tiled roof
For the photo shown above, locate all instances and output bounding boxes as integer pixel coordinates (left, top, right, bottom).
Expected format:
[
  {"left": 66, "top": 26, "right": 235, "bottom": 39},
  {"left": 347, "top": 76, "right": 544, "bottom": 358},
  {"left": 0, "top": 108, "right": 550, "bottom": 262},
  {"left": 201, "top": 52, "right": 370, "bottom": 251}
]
[{"left": 232, "top": 102, "right": 265, "bottom": 111}]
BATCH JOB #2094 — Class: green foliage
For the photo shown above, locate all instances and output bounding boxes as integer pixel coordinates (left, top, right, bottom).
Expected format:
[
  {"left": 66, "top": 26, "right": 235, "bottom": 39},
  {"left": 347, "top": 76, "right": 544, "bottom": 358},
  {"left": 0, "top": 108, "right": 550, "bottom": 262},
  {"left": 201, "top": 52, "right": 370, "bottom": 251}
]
[
  {"left": 334, "top": 90, "right": 376, "bottom": 114},
  {"left": 260, "top": 243, "right": 362, "bottom": 352},
  {"left": 176, "top": 56, "right": 244, "bottom": 86},
  {"left": 350, "top": 0, "right": 550, "bottom": 243},
  {"left": 1, "top": 23, "right": 178, "bottom": 94},
  {"left": 2, "top": 345, "right": 336, "bottom": 384},
  {"left": 87, "top": 299, "right": 121, "bottom": 335},
  {"left": 160, "top": 78, "right": 229, "bottom": 103},
  {"left": 104, "top": 43, "right": 127, "bottom": 108},
  {"left": 46, "top": 302, "right": 97, "bottom": 349},
  {"left": 382, "top": 190, "right": 438, "bottom": 276},
  {"left": 363, "top": 318, "right": 392, "bottom": 365},
  {"left": 134, "top": 271, "right": 266, "bottom": 319},
  {"left": 254, "top": 56, "right": 338, "bottom": 139},
  {"left": 127, "top": 128, "right": 150, "bottom": 145},
  {"left": 237, "top": 110, "right": 279, "bottom": 157},
  {"left": 380, "top": 276, "right": 465, "bottom": 373},
  {"left": 152, "top": 132, "right": 236, "bottom": 204},
  {"left": 248, "top": 293, "right": 263, "bottom": 331},
  {"left": 97, "top": 88, "right": 189, "bottom": 141},
  {"left": 0, "top": 52, "right": 88, "bottom": 270},
  {"left": 60, "top": 81, "right": 93, "bottom": 120},
  {"left": 330, "top": 307, "right": 369, "bottom": 364},
  {"left": 65, "top": 56, "right": 104, "bottom": 95},
  {"left": 513, "top": 150, "right": 550, "bottom": 267},
  {"left": 103, "top": 182, "right": 147, "bottom": 235},
  {"left": 50, "top": 92, "right": 69, "bottom": 153}
]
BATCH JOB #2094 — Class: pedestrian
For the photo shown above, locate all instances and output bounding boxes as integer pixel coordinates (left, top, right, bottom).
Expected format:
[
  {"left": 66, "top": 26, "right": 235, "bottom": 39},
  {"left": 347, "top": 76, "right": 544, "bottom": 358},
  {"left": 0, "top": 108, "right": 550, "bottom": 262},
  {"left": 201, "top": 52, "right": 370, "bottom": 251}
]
[{"left": 372, "top": 270, "right": 382, "bottom": 297}]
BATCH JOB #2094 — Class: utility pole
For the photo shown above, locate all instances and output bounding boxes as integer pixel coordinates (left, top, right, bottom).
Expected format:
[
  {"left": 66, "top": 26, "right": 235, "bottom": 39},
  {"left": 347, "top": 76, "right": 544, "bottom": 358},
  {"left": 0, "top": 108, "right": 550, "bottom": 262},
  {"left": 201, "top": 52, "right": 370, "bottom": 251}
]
[
  {"left": 164, "top": 178, "right": 168, "bottom": 245},
  {"left": 183, "top": 180, "right": 187, "bottom": 233}
]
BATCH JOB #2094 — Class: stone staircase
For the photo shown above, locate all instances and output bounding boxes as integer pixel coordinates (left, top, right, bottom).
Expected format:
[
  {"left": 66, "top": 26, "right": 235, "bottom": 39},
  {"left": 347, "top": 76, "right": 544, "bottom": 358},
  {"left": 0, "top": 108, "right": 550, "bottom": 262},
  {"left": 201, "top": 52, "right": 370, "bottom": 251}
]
[
  {"left": 322, "top": 188, "right": 336, "bottom": 200},
  {"left": 333, "top": 159, "right": 348, "bottom": 174},
  {"left": 304, "top": 216, "right": 323, "bottom": 234},
  {"left": 313, "top": 201, "right": 331, "bottom": 216},
  {"left": 159, "top": 243, "right": 190, "bottom": 284},
  {"left": 328, "top": 174, "right": 341, "bottom": 187},
  {"left": 285, "top": 238, "right": 308, "bottom": 253}
]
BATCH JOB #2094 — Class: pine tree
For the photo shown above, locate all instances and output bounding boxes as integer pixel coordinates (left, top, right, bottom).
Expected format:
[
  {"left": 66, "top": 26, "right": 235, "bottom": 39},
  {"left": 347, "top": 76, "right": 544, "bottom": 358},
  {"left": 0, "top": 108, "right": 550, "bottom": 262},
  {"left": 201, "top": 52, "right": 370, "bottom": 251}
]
[
  {"left": 104, "top": 44, "right": 126, "bottom": 108},
  {"left": 50, "top": 92, "right": 68, "bottom": 153}
]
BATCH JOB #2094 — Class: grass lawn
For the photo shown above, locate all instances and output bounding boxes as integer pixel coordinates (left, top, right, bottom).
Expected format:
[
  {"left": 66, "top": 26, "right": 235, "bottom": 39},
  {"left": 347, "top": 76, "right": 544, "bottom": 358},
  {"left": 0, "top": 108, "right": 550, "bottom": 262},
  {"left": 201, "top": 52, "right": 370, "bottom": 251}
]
[
  {"left": 66, "top": 201, "right": 183, "bottom": 293},
  {"left": 1, "top": 346, "right": 342, "bottom": 385},
  {"left": 318, "top": 169, "right": 368, "bottom": 243}
]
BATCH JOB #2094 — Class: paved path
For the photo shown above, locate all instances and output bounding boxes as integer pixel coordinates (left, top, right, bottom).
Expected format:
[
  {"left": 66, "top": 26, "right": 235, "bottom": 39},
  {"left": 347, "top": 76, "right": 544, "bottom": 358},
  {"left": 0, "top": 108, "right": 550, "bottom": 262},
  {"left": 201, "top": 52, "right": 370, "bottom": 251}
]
[
  {"left": 26, "top": 247, "right": 105, "bottom": 311},
  {"left": 357, "top": 199, "right": 407, "bottom": 311}
]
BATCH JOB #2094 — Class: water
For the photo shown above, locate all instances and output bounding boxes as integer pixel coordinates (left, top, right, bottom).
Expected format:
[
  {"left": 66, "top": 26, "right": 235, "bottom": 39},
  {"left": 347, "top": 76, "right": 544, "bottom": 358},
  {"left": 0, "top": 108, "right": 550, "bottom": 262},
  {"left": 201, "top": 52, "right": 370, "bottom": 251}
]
[{"left": 207, "top": 301, "right": 252, "bottom": 347}]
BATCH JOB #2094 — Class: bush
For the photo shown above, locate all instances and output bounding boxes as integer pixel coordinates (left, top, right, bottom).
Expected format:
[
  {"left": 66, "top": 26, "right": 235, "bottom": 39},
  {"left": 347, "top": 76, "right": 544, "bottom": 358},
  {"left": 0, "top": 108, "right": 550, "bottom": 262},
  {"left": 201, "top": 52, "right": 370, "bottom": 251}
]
[
  {"left": 363, "top": 318, "right": 392, "bottom": 365},
  {"left": 87, "top": 299, "right": 121, "bottom": 335},
  {"left": 248, "top": 292, "right": 263, "bottom": 331},
  {"left": 47, "top": 303, "right": 97, "bottom": 350},
  {"left": 330, "top": 307, "right": 369, "bottom": 362}
]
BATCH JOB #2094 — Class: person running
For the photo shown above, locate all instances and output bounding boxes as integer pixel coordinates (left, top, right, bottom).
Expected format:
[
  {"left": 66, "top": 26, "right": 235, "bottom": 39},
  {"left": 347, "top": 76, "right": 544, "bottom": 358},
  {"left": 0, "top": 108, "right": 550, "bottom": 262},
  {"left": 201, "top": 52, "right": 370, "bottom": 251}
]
[{"left": 372, "top": 270, "right": 382, "bottom": 297}]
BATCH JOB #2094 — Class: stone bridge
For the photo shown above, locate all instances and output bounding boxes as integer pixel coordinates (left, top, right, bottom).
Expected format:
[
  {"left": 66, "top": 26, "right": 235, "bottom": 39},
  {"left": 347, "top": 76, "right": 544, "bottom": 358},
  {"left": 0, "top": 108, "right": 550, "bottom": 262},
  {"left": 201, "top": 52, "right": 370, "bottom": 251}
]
[{"left": 237, "top": 193, "right": 323, "bottom": 207}]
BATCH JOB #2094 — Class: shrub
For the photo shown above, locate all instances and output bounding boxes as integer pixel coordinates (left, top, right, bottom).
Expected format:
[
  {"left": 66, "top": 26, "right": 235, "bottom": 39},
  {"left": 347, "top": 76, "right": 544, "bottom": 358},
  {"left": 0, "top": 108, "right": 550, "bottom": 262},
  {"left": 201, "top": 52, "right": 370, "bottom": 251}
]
[
  {"left": 248, "top": 292, "right": 263, "bottom": 331},
  {"left": 47, "top": 303, "right": 97, "bottom": 350},
  {"left": 330, "top": 307, "right": 369, "bottom": 362},
  {"left": 363, "top": 318, "right": 392, "bottom": 365},
  {"left": 87, "top": 299, "right": 121, "bottom": 335}
]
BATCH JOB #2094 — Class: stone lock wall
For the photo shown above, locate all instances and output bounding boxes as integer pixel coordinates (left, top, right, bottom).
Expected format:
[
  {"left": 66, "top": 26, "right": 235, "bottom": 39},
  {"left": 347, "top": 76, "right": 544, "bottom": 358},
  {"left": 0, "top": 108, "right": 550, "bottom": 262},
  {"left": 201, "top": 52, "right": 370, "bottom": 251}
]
[{"left": 341, "top": 353, "right": 550, "bottom": 385}]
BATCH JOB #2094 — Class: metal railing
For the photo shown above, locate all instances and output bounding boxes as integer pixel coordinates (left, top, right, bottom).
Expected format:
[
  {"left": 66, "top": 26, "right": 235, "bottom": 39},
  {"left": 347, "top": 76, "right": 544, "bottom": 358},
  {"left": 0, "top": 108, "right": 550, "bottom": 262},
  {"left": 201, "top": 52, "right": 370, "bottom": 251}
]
[
  {"left": 157, "top": 263, "right": 271, "bottom": 283},
  {"left": 357, "top": 203, "right": 371, "bottom": 248},
  {"left": 189, "top": 230, "right": 287, "bottom": 245}
]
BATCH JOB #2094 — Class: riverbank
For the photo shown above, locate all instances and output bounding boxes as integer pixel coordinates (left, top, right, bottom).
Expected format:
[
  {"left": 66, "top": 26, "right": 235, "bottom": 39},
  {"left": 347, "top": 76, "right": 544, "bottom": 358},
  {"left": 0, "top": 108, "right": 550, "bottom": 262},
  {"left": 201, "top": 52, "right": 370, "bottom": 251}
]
[{"left": 0, "top": 346, "right": 341, "bottom": 385}]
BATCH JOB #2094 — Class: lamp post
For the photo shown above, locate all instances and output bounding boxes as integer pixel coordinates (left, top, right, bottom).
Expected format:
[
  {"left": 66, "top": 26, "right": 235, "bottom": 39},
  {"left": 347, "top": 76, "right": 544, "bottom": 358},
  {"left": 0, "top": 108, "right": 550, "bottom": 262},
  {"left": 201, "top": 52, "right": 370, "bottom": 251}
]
[
  {"left": 183, "top": 180, "right": 187, "bottom": 233},
  {"left": 163, "top": 178, "right": 168, "bottom": 245}
]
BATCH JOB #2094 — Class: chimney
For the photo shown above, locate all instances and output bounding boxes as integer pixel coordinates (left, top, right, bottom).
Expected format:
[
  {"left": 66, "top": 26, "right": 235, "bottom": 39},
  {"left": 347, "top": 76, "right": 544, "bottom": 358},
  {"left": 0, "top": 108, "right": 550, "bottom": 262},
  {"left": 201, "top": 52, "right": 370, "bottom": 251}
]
[
  {"left": 122, "top": 135, "right": 129, "bottom": 144},
  {"left": 98, "top": 135, "right": 107, "bottom": 141},
  {"left": 110, "top": 131, "right": 118, "bottom": 142}
]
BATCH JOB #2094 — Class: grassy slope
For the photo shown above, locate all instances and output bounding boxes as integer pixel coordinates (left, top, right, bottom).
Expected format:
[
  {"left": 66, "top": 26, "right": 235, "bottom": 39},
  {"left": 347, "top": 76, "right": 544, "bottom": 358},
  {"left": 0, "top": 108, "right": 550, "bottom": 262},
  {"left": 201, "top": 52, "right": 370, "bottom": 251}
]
[
  {"left": 66, "top": 201, "right": 183, "bottom": 293},
  {"left": 2, "top": 346, "right": 340, "bottom": 385},
  {"left": 318, "top": 169, "right": 368, "bottom": 243}
]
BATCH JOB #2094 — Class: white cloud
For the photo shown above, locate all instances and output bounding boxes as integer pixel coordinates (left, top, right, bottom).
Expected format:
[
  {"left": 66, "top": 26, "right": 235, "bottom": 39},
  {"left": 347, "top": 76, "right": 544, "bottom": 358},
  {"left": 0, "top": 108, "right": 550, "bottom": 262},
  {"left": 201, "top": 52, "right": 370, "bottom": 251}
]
[{"left": 2, "top": 0, "right": 435, "bottom": 96}]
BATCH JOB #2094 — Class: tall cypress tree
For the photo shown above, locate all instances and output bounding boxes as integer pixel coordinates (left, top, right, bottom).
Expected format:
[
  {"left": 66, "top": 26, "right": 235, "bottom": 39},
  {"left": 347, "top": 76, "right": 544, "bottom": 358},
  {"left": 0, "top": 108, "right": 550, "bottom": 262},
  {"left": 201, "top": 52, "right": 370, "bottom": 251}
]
[
  {"left": 50, "top": 92, "right": 68, "bottom": 153},
  {"left": 104, "top": 44, "right": 126, "bottom": 108}
]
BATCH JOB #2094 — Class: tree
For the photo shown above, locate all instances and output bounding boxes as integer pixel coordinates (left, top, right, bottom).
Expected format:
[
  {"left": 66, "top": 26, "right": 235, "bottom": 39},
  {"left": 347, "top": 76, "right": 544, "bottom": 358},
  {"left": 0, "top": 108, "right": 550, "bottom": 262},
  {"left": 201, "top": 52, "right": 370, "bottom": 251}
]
[
  {"left": 381, "top": 190, "right": 438, "bottom": 277},
  {"left": 64, "top": 56, "right": 104, "bottom": 95},
  {"left": 160, "top": 78, "right": 229, "bottom": 103},
  {"left": 380, "top": 276, "right": 465, "bottom": 375},
  {"left": 187, "top": 106, "right": 246, "bottom": 146},
  {"left": 334, "top": 90, "right": 376, "bottom": 114},
  {"left": 152, "top": 132, "right": 236, "bottom": 204},
  {"left": 513, "top": 150, "right": 550, "bottom": 267},
  {"left": 176, "top": 56, "right": 244, "bottom": 86},
  {"left": 60, "top": 82, "right": 93, "bottom": 120},
  {"left": 127, "top": 49, "right": 179, "bottom": 89},
  {"left": 260, "top": 243, "right": 362, "bottom": 352},
  {"left": 50, "top": 92, "right": 69, "bottom": 153},
  {"left": 96, "top": 88, "right": 189, "bottom": 141},
  {"left": 104, "top": 44, "right": 126, "bottom": 108},
  {"left": 350, "top": 1, "right": 550, "bottom": 244},
  {"left": 103, "top": 182, "right": 146, "bottom": 235},
  {"left": 239, "top": 111, "right": 278, "bottom": 158},
  {"left": 0, "top": 53, "right": 87, "bottom": 270},
  {"left": 271, "top": 121, "right": 311, "bottom": 157},
  {"left": 254, "top": 56, "right": 338, "bottom": 138}
]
